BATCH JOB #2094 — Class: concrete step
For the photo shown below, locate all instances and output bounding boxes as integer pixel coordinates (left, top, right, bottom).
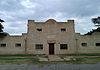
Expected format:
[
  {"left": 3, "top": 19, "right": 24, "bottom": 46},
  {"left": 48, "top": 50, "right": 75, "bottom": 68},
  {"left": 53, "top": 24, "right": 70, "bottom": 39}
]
[
  {"left": 39, "top": 57, "right": 48, "bottom": 61},
  {"left": 48, "top": 55, "right": 64, "bottom": 61}
]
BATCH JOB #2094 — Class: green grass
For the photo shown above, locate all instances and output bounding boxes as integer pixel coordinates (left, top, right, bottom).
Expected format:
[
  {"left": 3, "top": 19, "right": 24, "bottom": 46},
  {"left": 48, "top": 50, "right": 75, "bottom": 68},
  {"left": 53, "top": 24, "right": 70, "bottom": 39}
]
[
  {"left": 73, "top": 57, "right": 100, "bottom": 64},
  {"left": 59, "top": 53, "right": 100, "bottom": 56},
  {"left": 0, "top": 54, "right": 100, "bottom": 64},
  {"left": 0, "top": 55, "right": 39, "bottom": 64},
  {"left": 0, "top": 54, "right": 36, "bottom": 57}
]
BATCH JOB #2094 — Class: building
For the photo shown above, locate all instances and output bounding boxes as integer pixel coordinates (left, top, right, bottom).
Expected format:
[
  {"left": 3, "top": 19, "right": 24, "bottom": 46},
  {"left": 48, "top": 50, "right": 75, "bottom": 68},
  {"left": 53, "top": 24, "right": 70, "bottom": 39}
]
[{"left": 0, "top": 19, "right": 100, "bottom": 55}]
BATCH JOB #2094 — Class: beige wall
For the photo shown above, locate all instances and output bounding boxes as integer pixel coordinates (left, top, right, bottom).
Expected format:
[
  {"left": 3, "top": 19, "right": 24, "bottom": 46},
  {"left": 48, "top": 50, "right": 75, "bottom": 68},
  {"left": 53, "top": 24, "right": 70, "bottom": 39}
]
[
  {"left": 0, "top": 19, "right": 100, "bottom": 55},
  {"left": 0, "top": 35, "right": 26, "bottom": 54},
  {"left": 26, "top": 19, "right": 76, "bottom": 55},
  {"left": 76, "top": 32, "right": 100, "bottom": 54}
]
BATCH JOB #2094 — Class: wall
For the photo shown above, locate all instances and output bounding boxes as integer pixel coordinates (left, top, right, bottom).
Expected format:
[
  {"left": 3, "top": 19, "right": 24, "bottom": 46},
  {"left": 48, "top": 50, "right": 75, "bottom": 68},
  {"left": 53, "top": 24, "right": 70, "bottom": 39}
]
[
  {"left": 26, "top": 19, "right": 76, "bottom": 55},
  {"left": 76, "top": 32, "right": 100, "bottom": 54},
  {"left": 0, "top": 19, "right": 100, "bottom": 55},
  {"left": 0, "top": 35, "right": 26, "bottom": 54}
]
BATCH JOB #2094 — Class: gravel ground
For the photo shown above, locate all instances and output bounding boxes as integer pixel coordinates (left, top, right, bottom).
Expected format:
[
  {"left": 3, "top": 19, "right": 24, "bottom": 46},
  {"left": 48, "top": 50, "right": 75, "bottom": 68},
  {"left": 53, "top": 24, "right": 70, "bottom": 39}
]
[{"left": 0, "top": 63, "right": 100, "bottom": 70}]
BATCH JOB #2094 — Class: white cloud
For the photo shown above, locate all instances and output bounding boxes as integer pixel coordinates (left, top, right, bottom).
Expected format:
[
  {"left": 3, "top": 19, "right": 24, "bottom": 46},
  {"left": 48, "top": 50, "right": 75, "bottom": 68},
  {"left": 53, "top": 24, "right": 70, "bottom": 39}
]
[
  {"left": 0, "top": 0, "right": 100, "bottom": 35},
  {"left": 20, "top": 0, "right": 37, "bottom": 8}
]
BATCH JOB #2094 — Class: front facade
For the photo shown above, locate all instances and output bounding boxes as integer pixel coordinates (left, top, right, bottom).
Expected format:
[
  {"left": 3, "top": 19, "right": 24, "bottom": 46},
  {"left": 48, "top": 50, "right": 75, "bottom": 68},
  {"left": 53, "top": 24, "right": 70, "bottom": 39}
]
[{"left": 0, "top": 19, "right": 100, "bottom": 55}]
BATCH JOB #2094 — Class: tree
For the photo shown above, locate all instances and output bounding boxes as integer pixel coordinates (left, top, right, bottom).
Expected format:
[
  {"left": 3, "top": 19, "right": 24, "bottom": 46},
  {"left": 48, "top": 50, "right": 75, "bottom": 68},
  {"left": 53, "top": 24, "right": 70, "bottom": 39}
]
[
  {"left": 92, "top": 17, "right": 100, "bottom": 28},
  {"left": 0, "top": 19, "right": 4, "bottom": 32},
  {"left": 0, "top": 19, "right": 8, "bottom": 38}
]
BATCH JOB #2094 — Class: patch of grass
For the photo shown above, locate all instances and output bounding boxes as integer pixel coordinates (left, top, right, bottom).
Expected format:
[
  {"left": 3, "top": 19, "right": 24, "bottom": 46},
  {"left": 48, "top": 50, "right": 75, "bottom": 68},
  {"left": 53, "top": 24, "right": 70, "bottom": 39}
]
[
  {"left": 0, "top": 57, "right": 35, "bottom": 62},
  {"left": 59, "top": 53, "right": 100, "bottom": 56},
  {"left": 0, "top": 55, "right": 39, "bottom": 64},
  {"left": 0, "top": 55, "right": 100, "bottom": 64},
  {"left": 0, "top": 54, "right": 36, "bottom": 57},
  {"left": 82, "top": 57, "right": 100, "bottom": 63},
  {"left": 72, "top": 57, "right": 100, "bottom": 64}
]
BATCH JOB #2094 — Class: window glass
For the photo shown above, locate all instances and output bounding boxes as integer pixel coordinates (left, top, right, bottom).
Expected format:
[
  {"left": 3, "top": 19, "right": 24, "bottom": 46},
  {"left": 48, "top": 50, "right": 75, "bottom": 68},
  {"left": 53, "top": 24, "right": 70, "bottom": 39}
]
[
  {"left": 0, "top": 43, "right": 6, "bottom": 47},
  {"left": 15, "top": 43, "right": 21, "bottom": 47},
  {"left": 35, "top": 44, "right": 43, "bottom": 49},
  {"left": 60, "top": 44, "right": 68, "bottom": 49},
  {"left": 96, "top": 43, "right": 100, "bottom": 46},
  {"left": 81, "top": 43, "right": 87, "bottom": 46},
  {"left": 37, "top": 28, "right": 42, "bottom": 31},
  {"left": 61, "top": 28, "right": 66, "bottom": 32}
]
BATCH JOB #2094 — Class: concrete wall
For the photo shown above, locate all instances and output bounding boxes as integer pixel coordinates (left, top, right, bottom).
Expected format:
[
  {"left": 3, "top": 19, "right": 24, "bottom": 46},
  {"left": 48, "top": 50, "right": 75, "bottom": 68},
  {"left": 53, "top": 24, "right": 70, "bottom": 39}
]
[
  {"left": 0, "top": 19, "right": 100, "bottom": 55},
  {"left": 76, "top": 32, "right": 100, "bottom": 54},
  {"left": 0, "top": 35, "right": 26, "bottom": 54},
  {"left": 26, "top": 19, "right": 76, "bottom": 55}
]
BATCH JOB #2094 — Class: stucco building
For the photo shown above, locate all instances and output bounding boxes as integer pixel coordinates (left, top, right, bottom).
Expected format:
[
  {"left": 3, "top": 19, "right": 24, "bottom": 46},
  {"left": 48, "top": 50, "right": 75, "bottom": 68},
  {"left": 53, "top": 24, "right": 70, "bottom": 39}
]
[{"left": 0, "top": 19, "right": 100, "bottom": 55}]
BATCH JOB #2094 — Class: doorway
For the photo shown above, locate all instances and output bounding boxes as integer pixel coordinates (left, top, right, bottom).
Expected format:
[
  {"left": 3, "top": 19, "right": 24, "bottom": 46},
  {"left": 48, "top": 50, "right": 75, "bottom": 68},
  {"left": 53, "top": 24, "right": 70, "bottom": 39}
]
[{"left": 49, "top": 43, "right": 54, "bottom": 55}]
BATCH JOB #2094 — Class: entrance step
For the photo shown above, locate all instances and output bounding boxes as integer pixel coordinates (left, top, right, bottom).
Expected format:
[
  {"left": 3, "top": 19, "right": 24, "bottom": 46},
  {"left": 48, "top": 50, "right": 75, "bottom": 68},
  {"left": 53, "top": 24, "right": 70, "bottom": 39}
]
[
  {"left": 39, "top": 57, "right": 48, "bottom": 61},
  {"left": 48, "top": 55, "right": 64, "bottom": 61}
]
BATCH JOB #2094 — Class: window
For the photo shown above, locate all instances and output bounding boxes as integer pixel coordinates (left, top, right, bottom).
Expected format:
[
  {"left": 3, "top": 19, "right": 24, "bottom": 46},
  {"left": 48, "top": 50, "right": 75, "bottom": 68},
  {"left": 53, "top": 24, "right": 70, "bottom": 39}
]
[
  {"left": 96, "top": 43, "right": 100, "bottom": 46},
  {"left": 0, "top": 43, "right": 6, "bottom": 47},
  {"left": 60, "top": 44, "right": 68, "bottom": 49},
  {"left": 35, "top": 44, "right": 43, "bottom": 50},
  {"left": 37, "top": 28, "right": 42, "bottom": 31},
  {"left": 81, "top": 43, "right": 87, "bottom": 46},
  {"left": 61, "top": 28, "right": 66, "bottom": 32},
  {"left": 15, "top": 43, "right": 21, "bottom": 47}
]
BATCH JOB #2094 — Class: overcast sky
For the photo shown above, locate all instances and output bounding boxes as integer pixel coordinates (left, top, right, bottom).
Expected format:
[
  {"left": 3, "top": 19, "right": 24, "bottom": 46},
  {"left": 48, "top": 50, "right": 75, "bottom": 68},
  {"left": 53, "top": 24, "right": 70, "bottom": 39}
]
[{"left": 0, "top": 0, "right": 100, "bottom": 35}]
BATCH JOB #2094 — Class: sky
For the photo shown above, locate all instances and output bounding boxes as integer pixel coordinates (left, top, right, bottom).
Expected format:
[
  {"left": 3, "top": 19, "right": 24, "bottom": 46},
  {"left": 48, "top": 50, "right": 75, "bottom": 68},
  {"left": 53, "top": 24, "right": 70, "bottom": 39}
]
[{"left": 0, "top": 0, "right": 100, "bottom": 35}]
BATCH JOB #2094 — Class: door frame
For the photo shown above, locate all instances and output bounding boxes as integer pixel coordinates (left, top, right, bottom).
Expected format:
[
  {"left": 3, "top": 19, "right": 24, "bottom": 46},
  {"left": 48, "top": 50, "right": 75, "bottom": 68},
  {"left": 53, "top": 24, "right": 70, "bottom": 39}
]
[{"left": 48, "top": 43, "right": 54, "bottom": 55}]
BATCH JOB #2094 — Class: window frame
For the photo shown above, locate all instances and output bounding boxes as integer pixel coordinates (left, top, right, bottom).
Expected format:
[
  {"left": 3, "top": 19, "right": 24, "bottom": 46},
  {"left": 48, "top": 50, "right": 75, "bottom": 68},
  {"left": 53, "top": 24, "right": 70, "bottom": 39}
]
[
  {"left": 96, "top": 43, "right": 100, "bottom": 46},
  {"left": 15, "top": 43, "right": 21, "bottom": 47},
  {"left": 37, "top": 28, "right": 42, "bottom": 32},
  {"left": 0, "top": 43, "right": 6, "bottom": 47},
  {"left": 35, "top": 44, "right": 43, "bottom": 50},
  {"left": 61, "top": 28, "right": 66, "bottom": 32},
  {"left": 81, "top": 43, "right": 87, "bottom": 47},
  {"left": 60, "top": 44, "right": 68, "bottom": 50}
]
